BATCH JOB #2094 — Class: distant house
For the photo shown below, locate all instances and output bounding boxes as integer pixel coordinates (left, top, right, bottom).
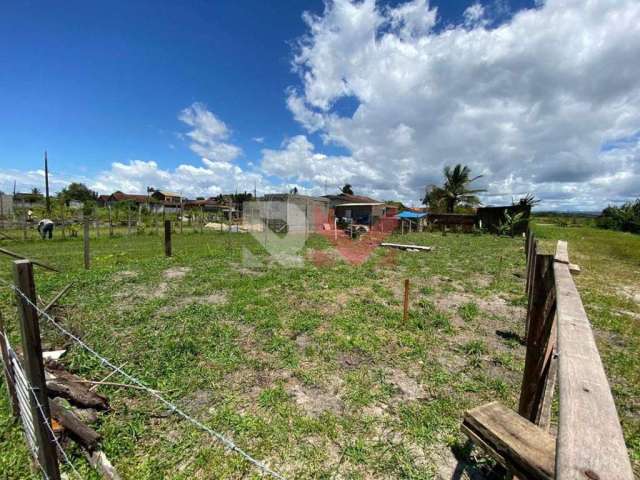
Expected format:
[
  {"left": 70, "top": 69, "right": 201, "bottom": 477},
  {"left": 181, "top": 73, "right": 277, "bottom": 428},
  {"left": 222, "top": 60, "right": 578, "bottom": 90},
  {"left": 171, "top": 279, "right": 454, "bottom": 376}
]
[
  {"left": 13, "top": 192, "right": 44, "bottom": 209},
  {"left": 324, "top": 193, "right": 386, "bottom": 226},
  {"left": 183, "top": 198, "right": 234, "bottom": 217},
  {"left": 97, "top": 194, "right": 111, "bottom": 207},
  {"left": 151, "top": 190, "right": 182, "bottom": 205},
  {"left": 100, "top": 191, "right": 150, "bottom": 210}
]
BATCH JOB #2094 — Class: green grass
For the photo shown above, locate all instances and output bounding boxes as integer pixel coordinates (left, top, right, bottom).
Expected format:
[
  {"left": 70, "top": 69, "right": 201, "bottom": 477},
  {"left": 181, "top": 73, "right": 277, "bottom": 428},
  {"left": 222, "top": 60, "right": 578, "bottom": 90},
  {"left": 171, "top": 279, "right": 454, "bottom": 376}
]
[{"left": 0, "top": 224, "right": 637, "bottom": 477}]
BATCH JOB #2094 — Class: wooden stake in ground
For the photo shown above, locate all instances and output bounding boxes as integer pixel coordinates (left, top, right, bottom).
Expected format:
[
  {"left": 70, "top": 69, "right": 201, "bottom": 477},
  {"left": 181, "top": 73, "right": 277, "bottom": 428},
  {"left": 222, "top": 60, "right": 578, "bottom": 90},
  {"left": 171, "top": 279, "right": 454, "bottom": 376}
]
[
  {"left": 13, "top": 260, "right": 61, "bottom": 480},
  {"left": 164, "top": 220, "right": 172, "bottom": 257},
  {"left": 83, "top": 220, "right": 90, "bottom": 270},
  {"left": 403, "top": 279, "right": 410, "bottom": 324}
]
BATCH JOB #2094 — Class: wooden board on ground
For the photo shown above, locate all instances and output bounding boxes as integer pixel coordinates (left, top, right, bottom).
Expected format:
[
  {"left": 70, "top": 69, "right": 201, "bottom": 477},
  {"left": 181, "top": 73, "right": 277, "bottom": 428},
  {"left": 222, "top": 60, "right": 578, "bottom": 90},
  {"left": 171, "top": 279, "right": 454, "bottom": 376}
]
[
  {"left": 380, "top": 243, "right": 432, "bottom": 251},
  {"left": 462, "top": 401, "right": 555, "bottom": 480}
]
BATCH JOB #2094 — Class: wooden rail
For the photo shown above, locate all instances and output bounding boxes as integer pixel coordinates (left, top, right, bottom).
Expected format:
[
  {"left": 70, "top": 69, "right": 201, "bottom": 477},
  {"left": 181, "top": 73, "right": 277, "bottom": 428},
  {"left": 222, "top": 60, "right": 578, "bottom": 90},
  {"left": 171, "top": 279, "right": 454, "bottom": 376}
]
[
  {"left": 553, "top": 241, "right": 632, "bottom": 479},
  {"left": 463, "top": 231, "right": 633, "bottom": 479}
]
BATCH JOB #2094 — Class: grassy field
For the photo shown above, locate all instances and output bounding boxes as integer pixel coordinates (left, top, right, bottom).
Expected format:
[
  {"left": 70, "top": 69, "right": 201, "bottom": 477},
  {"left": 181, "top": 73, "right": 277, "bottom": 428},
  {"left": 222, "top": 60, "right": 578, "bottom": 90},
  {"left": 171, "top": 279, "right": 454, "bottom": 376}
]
[{"left": 0, "top": 223, "right": 637, "bottom": 478}]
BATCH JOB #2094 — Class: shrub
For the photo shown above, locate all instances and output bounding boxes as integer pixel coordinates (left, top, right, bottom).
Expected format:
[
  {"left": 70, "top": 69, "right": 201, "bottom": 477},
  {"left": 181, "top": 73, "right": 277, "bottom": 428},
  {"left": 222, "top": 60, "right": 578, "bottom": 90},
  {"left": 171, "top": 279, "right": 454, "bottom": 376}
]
[{"left": 596, "top": 199, "right": 640, "bottom": 234}]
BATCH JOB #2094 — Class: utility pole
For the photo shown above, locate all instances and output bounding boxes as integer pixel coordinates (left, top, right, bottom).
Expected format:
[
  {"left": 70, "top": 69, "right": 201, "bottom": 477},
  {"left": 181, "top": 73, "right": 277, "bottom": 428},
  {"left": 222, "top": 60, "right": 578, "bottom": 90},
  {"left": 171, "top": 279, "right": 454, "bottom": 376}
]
[{"left": 44, "top": 151, "right": 51, "bottom": 214}]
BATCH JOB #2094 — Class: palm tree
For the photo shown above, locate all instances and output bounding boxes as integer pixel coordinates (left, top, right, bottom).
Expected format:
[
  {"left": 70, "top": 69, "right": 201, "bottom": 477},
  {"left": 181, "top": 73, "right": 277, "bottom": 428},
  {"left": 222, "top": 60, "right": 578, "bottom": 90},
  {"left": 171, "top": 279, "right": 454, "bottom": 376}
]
[
  {"left": 423, "top": 164, "right": 485, "bottom": 213},
  {"left": 341, "top": 184, "right": 354, "bottom": 195}
]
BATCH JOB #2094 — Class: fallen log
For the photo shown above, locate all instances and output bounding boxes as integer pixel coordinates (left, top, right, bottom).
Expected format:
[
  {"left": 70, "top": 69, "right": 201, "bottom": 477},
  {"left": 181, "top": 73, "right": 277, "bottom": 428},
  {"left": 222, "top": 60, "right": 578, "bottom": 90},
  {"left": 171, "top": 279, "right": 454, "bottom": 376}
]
[
  {"left": 0, "top": 247, "right": 59, "bottom": 272},
  {"left": 50, "top": 397, "right": 101, "bottom": 450},
  {"left": 45, "top": 361, "right": 109, "bottom": 410},
  {"left": 380, "top": 242, "right": 432, "bottom": 251}
]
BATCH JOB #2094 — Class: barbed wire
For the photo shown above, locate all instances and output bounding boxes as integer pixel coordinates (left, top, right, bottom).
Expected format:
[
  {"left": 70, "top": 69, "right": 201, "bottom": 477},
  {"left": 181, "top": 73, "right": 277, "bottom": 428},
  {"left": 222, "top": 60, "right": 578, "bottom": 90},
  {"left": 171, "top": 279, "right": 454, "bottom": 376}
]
[{"left": 2, "top": 279, "right": 287, "bottom": 480}]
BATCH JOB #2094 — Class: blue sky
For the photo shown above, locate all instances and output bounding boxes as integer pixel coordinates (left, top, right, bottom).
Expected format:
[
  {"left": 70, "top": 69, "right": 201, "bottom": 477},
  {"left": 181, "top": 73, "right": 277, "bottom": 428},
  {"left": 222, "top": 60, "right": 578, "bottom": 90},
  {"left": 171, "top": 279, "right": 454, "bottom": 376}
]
[{"left": 1, "top": 0, "right": 639, "bottom": 210}]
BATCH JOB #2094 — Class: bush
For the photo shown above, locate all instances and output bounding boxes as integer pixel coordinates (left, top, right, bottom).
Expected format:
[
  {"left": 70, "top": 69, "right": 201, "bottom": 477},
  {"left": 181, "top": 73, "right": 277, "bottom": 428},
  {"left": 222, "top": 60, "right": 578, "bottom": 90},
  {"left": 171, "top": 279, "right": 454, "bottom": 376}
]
[{"left": 596, "top": 199, "right": 640, "bottom": 234}]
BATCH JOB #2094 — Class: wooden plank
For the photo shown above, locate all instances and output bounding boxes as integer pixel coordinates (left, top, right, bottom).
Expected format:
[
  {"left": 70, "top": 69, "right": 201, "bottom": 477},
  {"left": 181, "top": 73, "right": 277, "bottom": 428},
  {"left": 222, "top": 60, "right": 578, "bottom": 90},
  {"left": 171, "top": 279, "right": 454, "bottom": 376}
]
[
  {"left": 554, "top": 240, "right": 569, "bottom": 264},
  {"left": 553, "top": 243, "right": 633, "bottom": 479},
  {"left": 49, "top": 397, "right": 100, "bottom": 450},
  {"left": 0, "top": 247, "right": 59, "bottom": 272},
  {"left": 380, "top": 243, "right": 431, "bottom": 251},
  {"left": 463, "top": 401, "right": 555, "bottom": 480}
]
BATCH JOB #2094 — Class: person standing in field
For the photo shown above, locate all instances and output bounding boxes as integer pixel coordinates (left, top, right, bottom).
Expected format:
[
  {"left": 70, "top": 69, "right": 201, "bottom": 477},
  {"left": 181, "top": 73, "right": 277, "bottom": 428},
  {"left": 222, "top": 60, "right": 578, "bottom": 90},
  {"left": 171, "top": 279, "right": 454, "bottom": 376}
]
[{"left": 37, "top": 218, "right": 54, "bottom": 239}]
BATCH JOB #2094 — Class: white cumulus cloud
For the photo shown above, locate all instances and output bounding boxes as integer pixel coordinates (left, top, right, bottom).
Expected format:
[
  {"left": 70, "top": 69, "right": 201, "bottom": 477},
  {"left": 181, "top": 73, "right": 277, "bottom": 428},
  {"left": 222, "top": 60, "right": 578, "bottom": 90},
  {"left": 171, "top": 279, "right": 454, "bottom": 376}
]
[{"left": 284, "top": 0, "right": 640, "bottom": 208}]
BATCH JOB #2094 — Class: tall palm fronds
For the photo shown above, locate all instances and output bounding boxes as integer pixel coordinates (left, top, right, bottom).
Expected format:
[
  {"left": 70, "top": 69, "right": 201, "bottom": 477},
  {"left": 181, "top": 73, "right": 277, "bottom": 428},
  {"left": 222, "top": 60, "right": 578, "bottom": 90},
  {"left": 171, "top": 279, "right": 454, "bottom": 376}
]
[{"left": 423, "top": 164, "right": 485, "bottom": 213}]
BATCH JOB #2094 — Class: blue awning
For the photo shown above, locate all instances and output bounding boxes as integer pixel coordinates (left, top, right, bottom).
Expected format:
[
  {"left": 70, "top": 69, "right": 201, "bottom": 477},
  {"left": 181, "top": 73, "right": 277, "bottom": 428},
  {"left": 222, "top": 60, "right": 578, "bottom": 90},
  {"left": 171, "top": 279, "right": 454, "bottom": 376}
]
[{"left": 397, "top": 211, "right": 427, "bottom": 219}]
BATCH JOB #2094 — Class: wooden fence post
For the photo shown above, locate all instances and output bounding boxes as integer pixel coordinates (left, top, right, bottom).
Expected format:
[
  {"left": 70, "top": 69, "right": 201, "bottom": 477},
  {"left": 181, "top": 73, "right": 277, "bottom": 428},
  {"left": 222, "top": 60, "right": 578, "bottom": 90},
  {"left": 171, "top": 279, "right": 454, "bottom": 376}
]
[
  {"left": 13, "top": 260, "right": 61, "bottom": 480},
  {"left": 127, "top": 208, "right": 132, "bottom": 236},
  {"left": 403, "top": 279, "right": 410, "bottom": 324},
  {"left": 518, "top": 253, "right": 556, "bottom": 422},
  {"left": 108, "top": 205, "right": 113, "bottom": 237},
  {"left": 164, "top": 220, "right": 172, "bottom": 257},
  {"left": 83, "top": 220, "right": 90, "bottom": 270},
  {"left": 0, "top": 310, "right": 19, "bottom": 418}
]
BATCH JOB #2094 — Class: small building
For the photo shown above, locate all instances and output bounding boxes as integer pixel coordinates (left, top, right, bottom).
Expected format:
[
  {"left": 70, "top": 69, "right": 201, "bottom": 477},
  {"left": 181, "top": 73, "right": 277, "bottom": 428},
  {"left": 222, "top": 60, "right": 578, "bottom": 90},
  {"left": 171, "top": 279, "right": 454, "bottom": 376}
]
[
  {"left": 108, "top": 191, "right": 149, "bottom": 207},
  {"left": 324, "top": 194, "right": 386, "bottom": 226},
  {"left": 13, "top": 192, "right": 44, "bottom": 209},
  {"left": 151, "top": 190, "right": 182, "bottom": 205},
  {"left": 0, "top": 193, "right": 13, "bottom": 217},
  {"left": 250, "top": 193, "right": 329, "bottom": 233}
]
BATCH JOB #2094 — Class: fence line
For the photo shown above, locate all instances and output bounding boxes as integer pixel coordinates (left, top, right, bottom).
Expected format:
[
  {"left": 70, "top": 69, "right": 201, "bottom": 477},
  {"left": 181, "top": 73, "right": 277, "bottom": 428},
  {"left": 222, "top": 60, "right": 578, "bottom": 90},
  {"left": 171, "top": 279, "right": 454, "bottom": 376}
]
[
  {"left": 2, "top": 324, "right": 53, "bottom": 480},
  {"left": 522, "top": 231, "right": 633, "bottom": 479},
  {"left": 2, "top": 276, "right": 287, "bottom": 480}
]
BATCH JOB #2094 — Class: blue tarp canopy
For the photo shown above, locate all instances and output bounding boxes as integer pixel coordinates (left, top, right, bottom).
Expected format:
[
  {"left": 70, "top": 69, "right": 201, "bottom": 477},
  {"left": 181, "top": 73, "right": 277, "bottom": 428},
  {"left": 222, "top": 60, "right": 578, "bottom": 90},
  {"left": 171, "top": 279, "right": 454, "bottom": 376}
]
[{"left": 396, "top": 211, "right": 427, "bottom": 219}]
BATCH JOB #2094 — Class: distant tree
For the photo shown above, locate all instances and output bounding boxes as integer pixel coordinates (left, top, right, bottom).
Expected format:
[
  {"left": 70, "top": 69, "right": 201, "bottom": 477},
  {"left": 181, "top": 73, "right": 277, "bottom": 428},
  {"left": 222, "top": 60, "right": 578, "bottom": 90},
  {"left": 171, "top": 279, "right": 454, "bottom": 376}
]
[
  {"left": 597, "top": 199, "right": 640, "bottom": 234},
  {"left": 60, "top": 182, "right": 98, "bottom": 204},
  {"left": 341, "top": 184, "right": 354, "bottom": 195},
  {"left": 423, "top": 164, "right": 484, "bottom": 213},
  {"left": 289, "top": 186, "right": 299, "bottom": 195},
  {"left": 31, "top": 187, "right": 41, "bottom": 196}
]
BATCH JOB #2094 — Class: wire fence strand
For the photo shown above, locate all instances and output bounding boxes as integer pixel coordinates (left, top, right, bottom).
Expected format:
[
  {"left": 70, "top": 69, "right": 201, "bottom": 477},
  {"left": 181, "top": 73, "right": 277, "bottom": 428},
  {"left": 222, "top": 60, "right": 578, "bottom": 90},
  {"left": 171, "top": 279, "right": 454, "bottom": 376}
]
[{"left": 2, "top": 279, "right": 287, "bottom": 480}]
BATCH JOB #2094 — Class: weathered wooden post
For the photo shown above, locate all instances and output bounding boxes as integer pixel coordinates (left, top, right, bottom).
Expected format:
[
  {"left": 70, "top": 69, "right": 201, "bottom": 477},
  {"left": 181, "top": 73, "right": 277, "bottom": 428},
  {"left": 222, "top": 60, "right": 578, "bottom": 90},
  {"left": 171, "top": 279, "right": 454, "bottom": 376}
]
[
  {"left": 108, "top": 205, "right": 113, "bottom": 237},
  {"left": 83, "top": 220, "right": 90, "bottom": 270},
  {"left": 0, "top": 310, "right": 19, "bottom": 418},
  {"left": 179, "top": 199, "right": 184, "bottom": 234},
  {"left": 13, "top": 260, "right": 61, "bottom": 480},
  {"left": 127, "top": 208, "right": 132, "bottom": 236},
  {"left": 403, "top": 279, "right": 410, "bottom": 324},
  {"left": 164, "top": 220, "right": 172, "bottom": 257}
]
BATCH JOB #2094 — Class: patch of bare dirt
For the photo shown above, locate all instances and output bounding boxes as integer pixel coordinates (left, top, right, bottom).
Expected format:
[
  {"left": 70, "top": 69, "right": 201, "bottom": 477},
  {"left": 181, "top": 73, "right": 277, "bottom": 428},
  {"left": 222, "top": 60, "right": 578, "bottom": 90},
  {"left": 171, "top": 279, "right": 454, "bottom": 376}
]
[
  {"left": 617, "top": 285, "right": 640, "bottom": 305},
  {"left": 385, "top": 368, "right": 428, "bottom": 402},
  {"left": 157, "top": 292, "right": 227, "bottom": 314},
  {"left": 163, "top": 266, "right": 191, "bottom": 280},
  {"left": 112, "top": 270, "right": 138, "bottom": 281},
  {"left": 470, "top": 273, "right": 493, "bottom": 288},
  {"left": 338, "top": 351, "right": 367, "bottom": 370},
  {"left": 286, "top": 376, "right": 344, "bottom": 417},
  {"left": 114, "top": 282, "right": 168, "bottom": 303}
]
